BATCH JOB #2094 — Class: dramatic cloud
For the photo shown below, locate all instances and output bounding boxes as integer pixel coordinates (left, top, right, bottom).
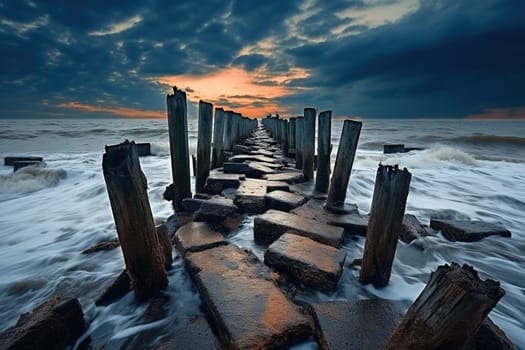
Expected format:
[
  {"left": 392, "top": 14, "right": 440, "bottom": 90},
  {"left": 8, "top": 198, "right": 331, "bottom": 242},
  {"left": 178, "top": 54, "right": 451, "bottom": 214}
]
[{"left": 0, "top": 0, "right": 524, "bottom": 119}]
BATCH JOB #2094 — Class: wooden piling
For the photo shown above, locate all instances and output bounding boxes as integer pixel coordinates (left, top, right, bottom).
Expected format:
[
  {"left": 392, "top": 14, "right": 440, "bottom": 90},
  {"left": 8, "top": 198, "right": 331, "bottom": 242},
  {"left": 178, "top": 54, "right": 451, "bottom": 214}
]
[
  {"left": 386, "top": 263, "right": 505, "bottom": 349},
  {"left": 302, "top": 108, "right": 316, "bottom": 181},
  {"left": 102, "top": 141, "right": 168, "bottom": 299},
  {"left": 289, "top": 117, "right": 296, "bottom": 154},
  {"left": 315, "top": 110, "right": 332, "bottom": 193},
  {"left": 223, "top": 111, "right": 234, "bottom": 151},
  {"left": 211, "top": 108, "right": 225, "bottom": 168},
  {"left": 196, "top": 100, "right": 213, "bottom": 193},
  {"left": 359, "top": 165, "right": 411, "bottom": 288},
  {"left": 167, "top": 88, "right": 192, "bottom": 211},
  {"left": 295, "top": 116, "right": 304, "bottom": 170},
  {"left": 326, "top": 120, "right": 362, "bottom": 207}
]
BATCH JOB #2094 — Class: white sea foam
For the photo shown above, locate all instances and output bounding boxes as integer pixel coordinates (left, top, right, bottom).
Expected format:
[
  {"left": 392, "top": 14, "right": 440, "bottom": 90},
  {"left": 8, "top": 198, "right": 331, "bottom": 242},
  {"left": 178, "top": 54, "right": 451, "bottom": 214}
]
[
  {"left": 0, "top": 166, "right": 67, "bottom": 193},
  {"left": 0, "top": 118, "right": 523, "bottom": 348}
]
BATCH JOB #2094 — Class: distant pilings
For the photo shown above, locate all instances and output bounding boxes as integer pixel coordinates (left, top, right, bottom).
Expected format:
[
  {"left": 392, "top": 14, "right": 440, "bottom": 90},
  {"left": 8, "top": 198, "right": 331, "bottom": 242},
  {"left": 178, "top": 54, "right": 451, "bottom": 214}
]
[{"left": 295, "top": 116, "right": 304, "bottom": 170}]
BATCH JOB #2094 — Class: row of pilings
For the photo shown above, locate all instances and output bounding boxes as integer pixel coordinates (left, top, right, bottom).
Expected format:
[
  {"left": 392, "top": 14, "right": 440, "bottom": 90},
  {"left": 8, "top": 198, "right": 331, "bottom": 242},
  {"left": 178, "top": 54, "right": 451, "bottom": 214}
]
[{"left": 95, "top": 88, "right": 509, "bottom": 349}]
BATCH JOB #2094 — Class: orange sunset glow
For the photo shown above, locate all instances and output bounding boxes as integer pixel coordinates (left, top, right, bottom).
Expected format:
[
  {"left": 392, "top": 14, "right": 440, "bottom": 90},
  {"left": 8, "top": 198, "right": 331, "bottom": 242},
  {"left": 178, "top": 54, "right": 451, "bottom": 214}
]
[
  {"left": 150, "top": 66, "right": 310, "bottom": 117},
  {"left": 57, "top": 101, "right": 165, "bottom": 119}
]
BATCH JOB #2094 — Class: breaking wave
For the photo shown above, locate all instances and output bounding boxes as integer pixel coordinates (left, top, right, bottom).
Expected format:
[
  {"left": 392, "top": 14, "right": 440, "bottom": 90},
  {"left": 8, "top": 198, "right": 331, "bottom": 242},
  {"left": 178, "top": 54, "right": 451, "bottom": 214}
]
[{"left": 0, "top": 166, "right": 67, "bottom": 193}]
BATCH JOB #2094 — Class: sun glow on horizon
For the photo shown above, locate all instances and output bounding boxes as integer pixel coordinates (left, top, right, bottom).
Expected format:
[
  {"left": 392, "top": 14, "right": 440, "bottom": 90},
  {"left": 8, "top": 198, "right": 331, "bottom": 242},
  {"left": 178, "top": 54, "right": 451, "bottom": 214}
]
[
  {"left": 150, "top": 66, "right": 310, "bottom": 117},
  {"left": 57, "top": 101, "right": 164, "bottom": 118}
]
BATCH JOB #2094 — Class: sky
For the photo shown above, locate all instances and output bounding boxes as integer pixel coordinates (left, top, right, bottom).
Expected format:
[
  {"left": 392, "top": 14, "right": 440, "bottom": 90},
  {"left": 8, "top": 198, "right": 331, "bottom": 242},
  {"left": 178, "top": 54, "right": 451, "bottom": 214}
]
[{"left": 1, "top": 0, "right": 524, "bottom": 119}]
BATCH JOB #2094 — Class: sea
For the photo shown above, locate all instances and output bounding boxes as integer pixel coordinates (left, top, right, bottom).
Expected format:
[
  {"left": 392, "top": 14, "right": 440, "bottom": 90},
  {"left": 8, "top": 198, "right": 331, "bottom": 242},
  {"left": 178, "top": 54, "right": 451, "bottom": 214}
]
[{"left": 0, "top": 118, "right": 524, "bottom": 349}]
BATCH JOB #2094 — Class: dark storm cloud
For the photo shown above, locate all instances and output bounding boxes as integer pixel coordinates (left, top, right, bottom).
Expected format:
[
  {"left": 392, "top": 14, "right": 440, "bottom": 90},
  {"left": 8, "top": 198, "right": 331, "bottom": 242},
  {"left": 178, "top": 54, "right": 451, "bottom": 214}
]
[
  {"left": 285, "top": 0, "right": 525, "bottom": 117},
  {"left": 0, "top": 0, "right": 524, "bottom": 118}
]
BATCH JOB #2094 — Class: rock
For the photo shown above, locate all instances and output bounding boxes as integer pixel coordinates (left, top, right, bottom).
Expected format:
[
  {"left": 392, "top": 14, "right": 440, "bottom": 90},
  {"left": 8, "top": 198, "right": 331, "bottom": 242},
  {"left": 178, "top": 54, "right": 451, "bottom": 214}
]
[
  {"left": 223, "top": 161, "right": 275, "bottom": 178},
  {"left": 204, "top": 172, "right": 244, "bottom": 194},
  {"left": 173, "top": 222, "right": 227, "bottom": 256},
  {"left": 194, "top": 193, "right": 212, "bottom": 200},
  {"left": 306, "top": 299, "right": 405, "bottom": 350},
  {"left": 135, "top": 142, "right": 151, "bottom": 156},
  {"left": 96, "top": 269, "right": 131, "bottom": 306},
  {"left": 291, "top": 199, "right": 367, "bottom": 236},
  {"left": 265, "top": 233, "right": 346, "bottom": 292},
  {"left": 265, "top": 190, "right": 306, "bottom": 211},
  {"left": 165, "top": 212, "right": 194, "bottom": 239},
  {"left": 185, "top": 244, "right": 312, "bottom": 349},
  {"left": 430, "top": 219, "right": 511, "bottom": 242},
  {"left": 233, "top": 144, "right": 252, "bottom": 155},
  {"left": 162, "top": 183, "right": 175, "bottom": 201},
  {"left": 155, "top": 316, "right": 221, "bottom": 350},
  {"left": 384, "top": 144, "right": 406, "bottom": 154},
  {"left": 223, "top": 162, "right": 251, "bottom": 174},
  {"left": 81, "top": 239, "right": 120, "bottom": 254},
  {"left": 193, "top": 198, "right": 239, "bottom": 224},
  {"left": 234, "top": 178, "right": 267, "bottom": 213},
  {"left": 254, "top": 209, "right": 345, "bottom": 247},
  {"left": 181, "top": 198, "right": 205, "bottom": 212},
  {"left": 4, "top": 156, "right": 43, "bottom": 166},
  {"left": 13, "top": 160, "right": 43, "bottom": 171},
  {"left": 250, "top": 160, "right": 282, "bottom": 169},
  {"left": 0, "top": 294, "right": 86, "bottom": 350},
  {"left": 265, "top": 171, "right": 304, "bottom": 183},
  {"left": 399, "top": 214, "right": 429, "bottom": 243},
  {"left": 266, "top": 180, "right": 290, "bottom": 192}
]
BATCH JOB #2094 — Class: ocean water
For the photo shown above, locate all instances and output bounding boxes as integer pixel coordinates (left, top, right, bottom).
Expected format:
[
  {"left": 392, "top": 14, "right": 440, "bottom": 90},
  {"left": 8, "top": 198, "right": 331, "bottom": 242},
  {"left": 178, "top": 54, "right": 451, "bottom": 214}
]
[{"left": 0, "top": 118, "right": 524, "bottom": 349}]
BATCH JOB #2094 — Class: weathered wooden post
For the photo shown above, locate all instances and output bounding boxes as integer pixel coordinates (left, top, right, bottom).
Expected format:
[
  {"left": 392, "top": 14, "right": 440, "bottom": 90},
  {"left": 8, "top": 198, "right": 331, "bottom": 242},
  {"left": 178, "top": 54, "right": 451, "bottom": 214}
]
[
  {"left": 102, "top": 141, "right": 168, "bottom": 299},
  {"left": 386, "top": 263, "right": 505, "bottom": 349},
  {"left": 315, "top": 110, "right": 332, "bottom": 193},
  {"left": 196, "top": 100, "right": 213, "bottom": 193},
  {"left": 326, "top": 120, "right": 362, "bottom": 208},
  {"left": 295, "top": 116, "right": 304, "bottom": 170},
  {"left": 302, "top": 108, "right": 316, "bottom": 181},
  {"left": 223, "top": 110, "right": 234, "bottom": 152},
  {"left": 166, "top": 88, "right": 192, "bottom": 211},
  {"left": 288, "top": 117, "right": 296, "bottom": 156},
  {"left": 211, "top": 108, "right": 225, "bottom": 169},
  {"left": 359, "top": 165, "right": 411, "bottom": 287}
]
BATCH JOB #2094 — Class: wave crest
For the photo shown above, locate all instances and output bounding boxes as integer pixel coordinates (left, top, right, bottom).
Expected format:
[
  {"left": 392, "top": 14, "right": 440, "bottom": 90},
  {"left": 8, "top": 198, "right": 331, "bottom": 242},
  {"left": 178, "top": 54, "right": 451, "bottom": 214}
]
[{"left": 0, "top": 166, "right": 67, "bottom": 193}]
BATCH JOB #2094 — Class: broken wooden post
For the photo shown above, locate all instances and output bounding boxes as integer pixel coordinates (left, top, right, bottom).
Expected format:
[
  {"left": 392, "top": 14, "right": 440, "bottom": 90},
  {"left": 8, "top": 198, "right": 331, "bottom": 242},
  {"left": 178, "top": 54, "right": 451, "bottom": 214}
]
[
  {"left": 315, "top": 110, "right": 332, "bottom": 193},
  {"left": 303, "top": 108, "right": 316, "bottom": 181},
  {"left": 326, "top": 120, "right": 362, "bottom": 208},
  {"left": 211, "top": 108, "right": 225, "bottom": 169},
  {"left": 386, "top": 263, "right": 505, "bottom": 349},
  {"left": 102, "top": 141, "right": 168, "bottom": 299},
  {"left": 359, "top": 165, "right": 411, "bottom": 288},
  {"left": 295, "top": 116, "right": 304, "bottom": 170},
  {"left": 196, "top": 100, "right": 213, "bottom": 193},
  {"left": 167, "top": 87, "right": 192, "bottom": 211}
]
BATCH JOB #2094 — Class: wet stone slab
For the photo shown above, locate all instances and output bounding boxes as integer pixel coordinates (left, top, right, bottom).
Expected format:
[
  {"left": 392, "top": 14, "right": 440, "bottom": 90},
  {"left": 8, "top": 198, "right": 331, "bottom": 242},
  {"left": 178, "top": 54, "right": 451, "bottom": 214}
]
[
  {"left": 254, "top": 209, "right": 345, "bottom": 247},
  {"left": 205, "top": 172, "right": 244, "bottom": 194},
  {"left": 185, "top": 244, "right": 312, "bottom": 349},
  {"left": 266, "top": 180, "right": 290, "bottom": 192},
  {"left": 234, "top": 178, "right": 267, "bottom": 213},
  {"left": 228, "top": 154, "right": 280, "bottom": 165},
  {"left": 307, "top": 299, "right": 405, "bottom": 350},
  {"left": 265, "top": 233, "right": 346, "bottom": 292},
  {"left": 291, "top": 199, "right": 367, "bottom": 236},
  {"left": 265, "top": 171, "right": 304, "bottom": 184},
  {"left": 174, "top": 222, "right": 227, "bottom": 256},
  {"left": 430, "top": 219, "right": 511, "bottom": 242},
  {"left": 265, "top": 190, "right": 307, "bottom": 211}
]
